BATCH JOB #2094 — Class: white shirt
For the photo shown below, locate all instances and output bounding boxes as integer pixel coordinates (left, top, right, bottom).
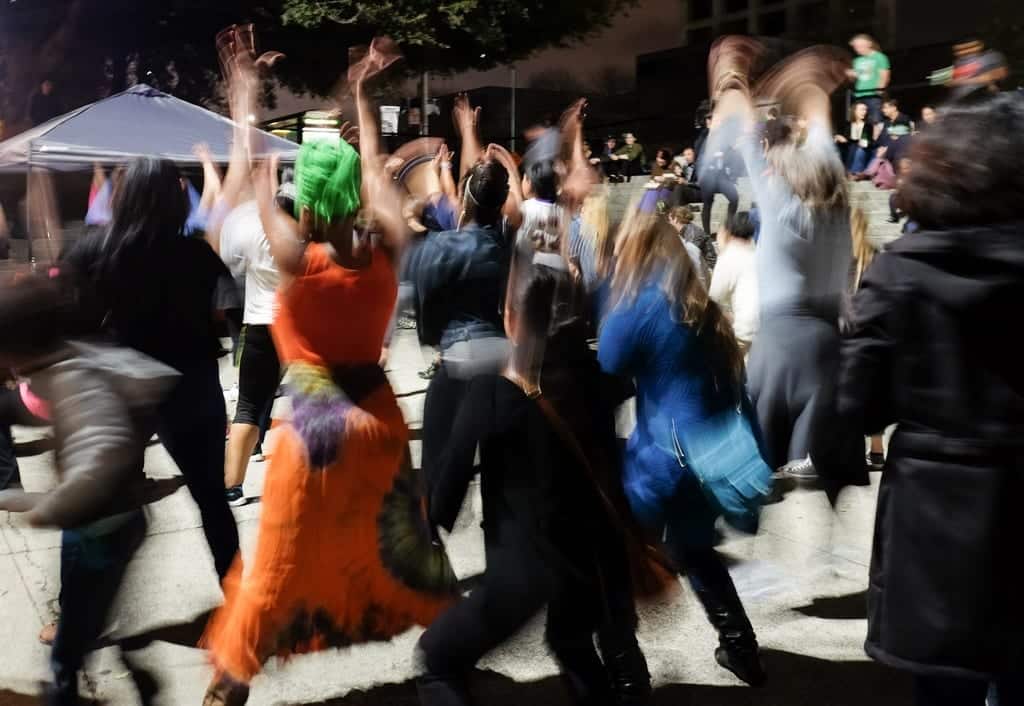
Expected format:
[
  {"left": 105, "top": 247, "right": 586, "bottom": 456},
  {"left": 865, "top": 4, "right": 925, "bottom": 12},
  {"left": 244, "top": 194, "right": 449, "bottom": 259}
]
[
  {"left": 219, "top": 200, "right": 281, "bottom": 326},
  {"left": 709, "top": 242, "right": 759, "bottom": 346}
]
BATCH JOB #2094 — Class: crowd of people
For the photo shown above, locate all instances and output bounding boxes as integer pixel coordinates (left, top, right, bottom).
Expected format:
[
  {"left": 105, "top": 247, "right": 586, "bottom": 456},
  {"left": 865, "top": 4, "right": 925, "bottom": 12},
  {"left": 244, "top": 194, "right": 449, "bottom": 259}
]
[{"left": 0, "top": 26, "right": 1021, "bottom": 706}]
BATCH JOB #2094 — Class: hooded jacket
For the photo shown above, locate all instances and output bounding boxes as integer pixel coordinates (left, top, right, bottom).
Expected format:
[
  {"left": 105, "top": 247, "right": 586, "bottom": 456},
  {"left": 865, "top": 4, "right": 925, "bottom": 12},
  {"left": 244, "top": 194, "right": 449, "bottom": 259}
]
[{"left": 838, "top": 223, "right": 1024, "bottom": 678}]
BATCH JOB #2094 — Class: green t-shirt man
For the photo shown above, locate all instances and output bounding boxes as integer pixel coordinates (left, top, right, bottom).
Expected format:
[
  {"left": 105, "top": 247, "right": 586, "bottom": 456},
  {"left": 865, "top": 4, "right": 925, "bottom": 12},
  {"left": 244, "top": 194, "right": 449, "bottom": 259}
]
[{"left": 853, "top": 50, "right": 891, "bottom": 98}]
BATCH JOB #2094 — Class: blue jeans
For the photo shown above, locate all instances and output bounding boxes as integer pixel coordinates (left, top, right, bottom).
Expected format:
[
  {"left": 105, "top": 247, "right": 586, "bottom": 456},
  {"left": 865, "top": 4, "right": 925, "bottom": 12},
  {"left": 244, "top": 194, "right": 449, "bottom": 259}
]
[
  {"left": 860, "top": 96, "right": 883, "bottom": 125},
  {"left": 846, "top": 144, "right": 870, "bottom": 174},
  {"left": 49, "top": 512, "right": 147, "bottom": 706}
]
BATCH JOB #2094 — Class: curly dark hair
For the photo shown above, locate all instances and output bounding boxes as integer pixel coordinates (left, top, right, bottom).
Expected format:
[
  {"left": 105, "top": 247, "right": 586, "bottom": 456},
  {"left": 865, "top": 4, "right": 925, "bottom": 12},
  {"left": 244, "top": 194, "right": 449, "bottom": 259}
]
[{"left": 901, "top": 93, "right": 1024, "bottom": 229}]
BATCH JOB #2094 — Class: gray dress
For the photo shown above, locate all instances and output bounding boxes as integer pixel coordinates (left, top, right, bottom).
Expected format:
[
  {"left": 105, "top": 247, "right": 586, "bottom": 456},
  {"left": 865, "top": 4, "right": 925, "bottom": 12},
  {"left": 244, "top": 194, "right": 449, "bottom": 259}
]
[{"left": 706, "top": 120, "right": 852, "bottom": 468}]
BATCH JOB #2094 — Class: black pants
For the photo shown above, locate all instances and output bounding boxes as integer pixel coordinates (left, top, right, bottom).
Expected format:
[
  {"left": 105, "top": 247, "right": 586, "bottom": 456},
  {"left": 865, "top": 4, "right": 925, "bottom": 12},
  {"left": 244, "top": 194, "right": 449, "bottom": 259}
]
[
  {"left": 417, "top": 534, "right": 643, "bottom": 706},
  {"left": 699, "top": 173, "right": 739, "bottom": 235},
  {"left": 671, "top": 183, "right": 702, "bottom": 207},
  {"left": 421, "top": 363, "right": 470, "bottom": 498},
  {"left": 49, "top": 512, "right": 147, "bottom": 706},
  {"left": 914, "top": 674, "right": 1023, "bottom": 706},
  {"left": 157, "top": 359, "right": 238, "bottom": 580},
  {"left": 233, "top": 324, "right": 282, "bottom": 427}
]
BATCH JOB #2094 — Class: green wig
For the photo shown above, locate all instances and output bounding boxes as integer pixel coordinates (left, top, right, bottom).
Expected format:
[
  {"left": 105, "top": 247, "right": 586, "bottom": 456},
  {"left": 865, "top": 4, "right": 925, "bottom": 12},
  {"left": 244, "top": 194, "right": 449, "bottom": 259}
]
[{"left": 294, "top": 140, "right": 362, "bottom": 223}]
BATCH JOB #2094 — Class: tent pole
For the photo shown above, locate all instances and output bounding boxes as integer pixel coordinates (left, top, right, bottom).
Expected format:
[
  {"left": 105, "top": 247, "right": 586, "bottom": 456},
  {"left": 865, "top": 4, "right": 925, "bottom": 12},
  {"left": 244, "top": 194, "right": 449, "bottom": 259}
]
[{"left": 26, "top": 145, "right": 32, "bottom": 267}]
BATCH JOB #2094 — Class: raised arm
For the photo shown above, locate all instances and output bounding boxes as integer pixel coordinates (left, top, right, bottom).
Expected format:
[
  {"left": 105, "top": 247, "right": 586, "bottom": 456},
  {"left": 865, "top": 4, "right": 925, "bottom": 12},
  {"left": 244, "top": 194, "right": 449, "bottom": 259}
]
[
  {"left": 253, "top": 153, "right": 305, "bottom": 276},
  {"left": 487, "top": 143, "right": 524, "bottom": 227},
  {"left": 453, "top": 93, "right": 483, "bottom": 180},
  {"left": 353, "top": 64, "right": 410, "bottom": 258},
  {"left": 193, "top": 142, "right": 223, "bottom": 216},
  {"left": 436, "top": 143, "right": 458, "bottom": 203}
]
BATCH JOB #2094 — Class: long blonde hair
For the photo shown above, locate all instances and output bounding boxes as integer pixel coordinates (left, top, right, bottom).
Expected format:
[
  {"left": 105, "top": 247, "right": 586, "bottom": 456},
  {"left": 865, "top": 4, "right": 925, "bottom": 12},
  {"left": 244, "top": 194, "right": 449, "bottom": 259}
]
[
  {"left": 610, "top": 208, "right": 745, "bottom": 395},
  {"left": 850, "top": 205, "right": 875, "bottom": 290},
  {"left": 766, "top": 138, "right": 850, "bottom": 211},
  {"left": 580, "top": 192, "right": 613, "bottom": 278}
]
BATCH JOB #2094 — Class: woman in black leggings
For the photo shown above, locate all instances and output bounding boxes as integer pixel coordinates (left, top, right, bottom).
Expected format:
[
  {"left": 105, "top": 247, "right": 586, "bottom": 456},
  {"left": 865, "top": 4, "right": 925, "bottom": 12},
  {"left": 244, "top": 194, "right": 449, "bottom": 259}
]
[{"left": 62, "top": 157, "right": 239, "bottom": 581}]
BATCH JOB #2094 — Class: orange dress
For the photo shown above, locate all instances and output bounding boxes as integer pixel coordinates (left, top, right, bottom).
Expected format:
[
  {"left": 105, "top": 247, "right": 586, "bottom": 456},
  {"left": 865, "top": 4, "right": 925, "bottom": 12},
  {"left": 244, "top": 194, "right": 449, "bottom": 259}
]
[{"left": 202, "top": 244, "right": 456, "bottom": 682}]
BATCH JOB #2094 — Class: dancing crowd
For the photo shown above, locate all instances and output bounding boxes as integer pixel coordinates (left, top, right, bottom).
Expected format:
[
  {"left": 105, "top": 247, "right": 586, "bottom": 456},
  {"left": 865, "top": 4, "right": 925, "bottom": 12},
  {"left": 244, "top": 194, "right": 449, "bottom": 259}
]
[{"left": 0, "top": 27, "right": 1021, "bottom": 706}]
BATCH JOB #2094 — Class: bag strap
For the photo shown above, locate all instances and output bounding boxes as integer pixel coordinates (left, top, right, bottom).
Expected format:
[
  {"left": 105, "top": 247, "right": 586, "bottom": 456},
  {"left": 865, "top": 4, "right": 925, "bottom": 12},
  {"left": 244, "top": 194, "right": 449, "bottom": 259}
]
[{"left": 534, "top": 394, "right": 676, "bottom": 579}]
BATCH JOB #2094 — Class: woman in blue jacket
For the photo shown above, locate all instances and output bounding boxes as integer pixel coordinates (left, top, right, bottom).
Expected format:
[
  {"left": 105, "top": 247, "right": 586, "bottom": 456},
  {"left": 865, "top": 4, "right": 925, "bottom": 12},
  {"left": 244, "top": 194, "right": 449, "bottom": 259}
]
[{"left": 598, "top": 207, "right": 768, "bottom": 687}]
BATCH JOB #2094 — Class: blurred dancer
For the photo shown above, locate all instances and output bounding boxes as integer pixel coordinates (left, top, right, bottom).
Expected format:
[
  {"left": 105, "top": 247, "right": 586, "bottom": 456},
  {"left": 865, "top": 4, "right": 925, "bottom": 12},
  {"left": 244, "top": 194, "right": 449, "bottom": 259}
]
[
  {"left": 406, "top": 114, "right": 513, "bottom": 496},
  {"left": 0, "top": 273, "right": 179, "bottom": 706},
  {"left": 62, "top": 156, "right": 240, "bottom": 581},
  {"left": 418, "top": 256, "right": 652, "bottom": 706},
  {"left": 838, "top": 93, "right": 1024, "bottom": 706},
  {"left": 598, "top": 207, "right": 770, "bottom": 686},
  {"left": 201, "top": 39, "right": 455, "bottom": 705},
  {"left": 705, "top": 41, "right": 859, "bottom": 482}
]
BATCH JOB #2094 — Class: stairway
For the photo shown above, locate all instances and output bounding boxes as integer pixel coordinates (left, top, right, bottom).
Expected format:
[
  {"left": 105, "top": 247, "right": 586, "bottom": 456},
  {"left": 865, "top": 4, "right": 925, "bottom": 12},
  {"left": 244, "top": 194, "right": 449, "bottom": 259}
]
[{"left": 604, "top": 178, "right": 904, "bottom": 251}]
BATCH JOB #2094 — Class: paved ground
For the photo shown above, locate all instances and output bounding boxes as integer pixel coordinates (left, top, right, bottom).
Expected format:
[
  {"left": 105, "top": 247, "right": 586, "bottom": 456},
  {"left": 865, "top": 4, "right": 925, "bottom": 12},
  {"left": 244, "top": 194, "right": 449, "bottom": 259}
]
[{"left": 0, "top": 328, "right": 908, "bottom": 706}]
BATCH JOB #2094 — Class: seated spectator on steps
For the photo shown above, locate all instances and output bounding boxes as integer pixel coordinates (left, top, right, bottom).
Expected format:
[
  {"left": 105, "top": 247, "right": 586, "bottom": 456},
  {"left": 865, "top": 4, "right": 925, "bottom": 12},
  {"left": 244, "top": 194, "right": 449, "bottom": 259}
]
[
  {"left": 918, "top": 105, "right": 938, "bottom": 130},
  {"left": 649, "top": 148, "right": 673, "bottom": 179},
  {"left": 670, "top": 147, "right": 701, "bottom": 205},
  {"left": 877, "top": 98, "right": 914, "bottom": 163},
  {"left": 835, "top": 101, "right": 875, "bottom": 175},
  {"left": 668, "top": 205, "right": 717, "bottom": 272},
  {"left": 591, "top": 135, "right": 620, "bottom": 182},
  {"left": 609, "top": 132, "right": 645, "bottom": 182},
  {"left": 888, "top": 157, "right": 914, "bottom": 228}
]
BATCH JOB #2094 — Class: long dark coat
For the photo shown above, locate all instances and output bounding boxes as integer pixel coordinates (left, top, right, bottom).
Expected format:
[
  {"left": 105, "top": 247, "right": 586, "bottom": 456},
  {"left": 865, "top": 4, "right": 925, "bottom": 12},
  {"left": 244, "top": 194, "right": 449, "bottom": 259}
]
[{"left": 839, "top": 223, "right": 1024, "bottom": 679}]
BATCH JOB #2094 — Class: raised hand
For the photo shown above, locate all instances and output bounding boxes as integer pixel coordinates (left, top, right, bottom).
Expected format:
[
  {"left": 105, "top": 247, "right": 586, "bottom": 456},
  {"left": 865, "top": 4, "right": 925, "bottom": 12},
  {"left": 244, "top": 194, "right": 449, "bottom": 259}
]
[
  {"left": 339, "top": 121, "right": 360, "bottom": 149},
  {"left": 452, "top": 93, "right": 481, "bottom": 134}
]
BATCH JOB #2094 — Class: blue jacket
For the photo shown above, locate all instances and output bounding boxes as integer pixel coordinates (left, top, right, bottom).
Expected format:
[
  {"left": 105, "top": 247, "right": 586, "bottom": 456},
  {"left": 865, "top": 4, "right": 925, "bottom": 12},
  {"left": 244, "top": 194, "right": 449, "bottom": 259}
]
[{"left": 407, "top": 223, "right": 510, "bottom": 350}]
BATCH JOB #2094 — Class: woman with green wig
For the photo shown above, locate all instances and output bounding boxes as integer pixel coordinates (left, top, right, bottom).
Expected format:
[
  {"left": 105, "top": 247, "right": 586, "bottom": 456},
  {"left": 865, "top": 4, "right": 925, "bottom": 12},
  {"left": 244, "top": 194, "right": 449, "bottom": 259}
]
[{"left": 201, "top": 47, "right": 456, "bottom": 706}]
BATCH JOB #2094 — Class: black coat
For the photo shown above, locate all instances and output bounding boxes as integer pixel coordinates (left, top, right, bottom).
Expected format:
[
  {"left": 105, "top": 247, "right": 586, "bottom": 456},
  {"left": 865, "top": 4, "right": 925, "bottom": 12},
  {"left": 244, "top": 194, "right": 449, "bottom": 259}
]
[{"left": 838, "top": 223, "right": 1024, "bottom": 679}]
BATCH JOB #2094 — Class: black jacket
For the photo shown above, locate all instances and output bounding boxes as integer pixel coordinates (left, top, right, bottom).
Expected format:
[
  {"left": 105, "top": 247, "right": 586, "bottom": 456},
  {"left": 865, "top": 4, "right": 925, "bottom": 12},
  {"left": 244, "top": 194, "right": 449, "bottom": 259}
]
[{"left": 838, "top": 223, "right": 1024, "bottom": 679}]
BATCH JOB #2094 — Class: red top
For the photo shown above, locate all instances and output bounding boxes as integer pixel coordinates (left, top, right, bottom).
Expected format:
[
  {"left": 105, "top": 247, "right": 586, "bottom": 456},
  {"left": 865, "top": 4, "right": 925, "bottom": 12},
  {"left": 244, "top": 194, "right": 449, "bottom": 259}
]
[{"left": 272, "top": 243, "right": 396, "bottom": 367}]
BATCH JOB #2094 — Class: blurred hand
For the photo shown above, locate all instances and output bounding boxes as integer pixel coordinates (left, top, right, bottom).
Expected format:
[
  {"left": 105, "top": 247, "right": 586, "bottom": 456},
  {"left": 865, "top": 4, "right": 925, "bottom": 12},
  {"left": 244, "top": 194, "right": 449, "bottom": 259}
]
[
  {"left": 339, "top": 121, "right": 360, "bottom": 148},
  {"left": 485, "top": 143, "right": 518, "bottom": 175},
  {"left": 453, "top": 93, "right": 481, "bottom": 133},
  {"left": 559, "top": 98, "right": 588, "bottom": 134},
  {"left": 193, "top": 142, "right": 214, "bottom": 162},
  {"left": 252, "top": 153, "right": 281, "bottom": 207},
  {"left": 835, "top": 134, "right": 848, "bottom": 143}
]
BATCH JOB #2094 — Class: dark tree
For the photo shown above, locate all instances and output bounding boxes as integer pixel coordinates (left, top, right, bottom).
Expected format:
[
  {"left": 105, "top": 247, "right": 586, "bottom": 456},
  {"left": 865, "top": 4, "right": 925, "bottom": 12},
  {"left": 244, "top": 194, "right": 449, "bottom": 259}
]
[{"left": 0, "top": 0, "right": 639, "bottom": 135}]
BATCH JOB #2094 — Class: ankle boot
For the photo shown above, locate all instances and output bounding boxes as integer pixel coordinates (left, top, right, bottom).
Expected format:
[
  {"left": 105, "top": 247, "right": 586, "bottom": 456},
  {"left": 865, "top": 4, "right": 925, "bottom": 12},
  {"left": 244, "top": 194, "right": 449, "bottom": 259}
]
[
  {"left": 598, "top": 631, "right": 653, "bottom": 706},
  {"left": 684, "top": 550, "right": 767, "bottom": 687}
]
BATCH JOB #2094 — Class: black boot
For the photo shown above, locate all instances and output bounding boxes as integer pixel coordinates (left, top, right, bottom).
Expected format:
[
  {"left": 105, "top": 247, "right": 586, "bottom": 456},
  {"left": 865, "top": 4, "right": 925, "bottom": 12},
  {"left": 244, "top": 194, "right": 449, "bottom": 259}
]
[
  {"left": 598, "top": 630, "right": 653, "bottom": 706},
  {"left": 684, "top": 549, "right": 767, "bottom": 687}
]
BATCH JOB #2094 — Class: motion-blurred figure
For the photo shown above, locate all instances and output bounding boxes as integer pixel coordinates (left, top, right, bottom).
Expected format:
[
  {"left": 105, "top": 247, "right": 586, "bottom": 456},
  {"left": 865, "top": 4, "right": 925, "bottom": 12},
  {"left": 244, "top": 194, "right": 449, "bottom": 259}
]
[
  {"left": 838, "top": 93, "right": 1024, "bottom": 706},
  {"left": 0, "top": 272, "right": 179, "bottom": 706}
]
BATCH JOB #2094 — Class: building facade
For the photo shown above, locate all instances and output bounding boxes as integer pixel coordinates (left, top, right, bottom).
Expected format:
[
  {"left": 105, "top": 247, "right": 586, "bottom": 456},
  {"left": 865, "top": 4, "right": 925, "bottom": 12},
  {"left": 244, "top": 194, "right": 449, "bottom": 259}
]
[{"left": 679, "top": 0, "right": 896, "bottom": 47}]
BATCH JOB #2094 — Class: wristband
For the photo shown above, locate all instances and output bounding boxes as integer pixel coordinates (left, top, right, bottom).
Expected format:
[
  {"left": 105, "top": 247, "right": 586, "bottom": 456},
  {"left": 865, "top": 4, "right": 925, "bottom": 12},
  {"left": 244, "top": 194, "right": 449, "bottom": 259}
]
[{"left": 440, "top": 162, "right": 453, "bottom": 170}]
